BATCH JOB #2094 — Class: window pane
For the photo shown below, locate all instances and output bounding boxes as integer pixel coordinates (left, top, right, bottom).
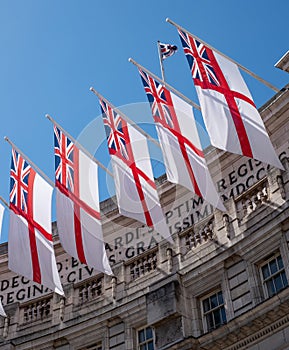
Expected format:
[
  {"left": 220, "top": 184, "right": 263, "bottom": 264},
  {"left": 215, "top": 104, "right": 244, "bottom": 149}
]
[
  {"left": 281, "top": 271, "right": 288, "bottom": 287},
  {"left": 270, "top": 259, "right": 278, "bottom": 274},
  {"left": 138, "top": 327, "right": 154, "bottom": 350},
  {"left": 210, "top": 294, "right": 218, "bottom": 309},
  {"left": 274, "top": 274, "right": 284, "bottom": 292},
  {"left": 261, "top": 255, "right": 289, "bottom": 299},
  {"left": 203, "top": 298, "right": 210, "bottom": 313},
  {"left": 203, "top": 291, "right": 226, "bottom": 332},
  {"left": 277, "top": 256, "right": 284, "bottom": 269},
  {"left": 217, "top": 291, "right": 224, "bottom": 304},
  {"left": 146, "top": 327, "right": 153, "bottom": 340},
  {"left": 221, "top": 307, "right": 227, "bottom": 324},
  {"left": 266, "top": 279, "right": 275, "bottom": 297},
  {"left": 214, "top": 309, "right": 221, "bottom": 327},
  {"left": 262, "top": 264, "right": 270, "bottom": 279},
  {"left": 139, "top": 330, "right": 145, "bottom": 343},
  {"left": 148, "top": 341, "right": 154, "bottom": 350},
  {"left": 206, "top": 313, "right": 214, "bottom": 331}
]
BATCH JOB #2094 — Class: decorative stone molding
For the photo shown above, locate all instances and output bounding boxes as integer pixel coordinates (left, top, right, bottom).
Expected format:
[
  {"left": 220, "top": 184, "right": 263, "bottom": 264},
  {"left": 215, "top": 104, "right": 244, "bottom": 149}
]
[
  {"left": 199, "top": 290, "right": 289, "bottom": 350},
  {"left": 224, "top": 313, "right": 289, "bottom": 350}
]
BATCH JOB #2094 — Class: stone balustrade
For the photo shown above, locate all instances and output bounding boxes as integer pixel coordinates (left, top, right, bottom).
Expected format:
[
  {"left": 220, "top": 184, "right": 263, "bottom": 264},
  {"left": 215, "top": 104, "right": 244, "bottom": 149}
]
[
  {"left": 179, "top": 216, "right": 214, "bottom": 251},
  {"left": 21, "top": 296, "right": 52, "bottom": 324},
  {"left": 235, "top": 178, "right": 269, "bottom": 221},
  {"left": 77, "top": 276, "right": 103, "bottom": 304},
  {"left": 128, "top": 249, "right": 158, "bottom": 281}
]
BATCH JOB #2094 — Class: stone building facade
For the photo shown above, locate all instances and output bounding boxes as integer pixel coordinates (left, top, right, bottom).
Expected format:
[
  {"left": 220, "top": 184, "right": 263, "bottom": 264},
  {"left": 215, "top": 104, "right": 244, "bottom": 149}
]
[{"left": 0, "top": 71, "right": 288, "bottom": 348}]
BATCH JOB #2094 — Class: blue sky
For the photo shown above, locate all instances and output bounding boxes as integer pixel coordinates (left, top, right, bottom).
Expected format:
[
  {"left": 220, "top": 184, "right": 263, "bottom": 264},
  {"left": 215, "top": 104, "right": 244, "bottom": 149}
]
[{"left": 0, "top": 0, "right": 288, "bottom": 241}]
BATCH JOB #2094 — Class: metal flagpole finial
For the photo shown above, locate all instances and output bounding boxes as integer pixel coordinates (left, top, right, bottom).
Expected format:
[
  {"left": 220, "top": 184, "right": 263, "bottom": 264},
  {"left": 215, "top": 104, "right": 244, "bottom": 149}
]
[{"left": 45, "top": 114, "right": 53, "bottom": 122}]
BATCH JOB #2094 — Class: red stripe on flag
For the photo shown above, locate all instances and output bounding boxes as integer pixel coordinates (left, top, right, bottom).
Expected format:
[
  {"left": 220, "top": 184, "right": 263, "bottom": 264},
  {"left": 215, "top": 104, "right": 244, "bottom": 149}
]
[
  {"left": 108, "top": 149, "right": 156, "bottom": 190},
  {"left": 121, "top": 122, "right": 154, "bottom": 227},
  {"left": 72, "top": 147, "right": 87, "bottom": 265},
  {"left": 147, "top": 73, "right": 202, "bottom": 198},
  {"left": 55, "top": 180, "right": 100, "bottom": 220},
  {"left": 56, "top": 181, "right": 101, "bottom": 220},
  {"left": 60, "top": 133, "right": 67, "bottom": 186},
  {"left": 187, "top": 35, "right": 253, "bottom": 158},
  {"left": 27, "top": 170, "right": 41, "bottom": 284},
  {"left": 10, "top": 203, "right": 53, "bottom": 242},
  {"left": 163, "top": 88, "right": 202, "bottom": 198}
]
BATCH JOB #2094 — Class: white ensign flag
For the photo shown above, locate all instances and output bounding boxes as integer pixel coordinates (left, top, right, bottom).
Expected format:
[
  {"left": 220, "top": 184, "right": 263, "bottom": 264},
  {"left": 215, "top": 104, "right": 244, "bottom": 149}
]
[
  {"left": 54, "top": 126, "right": 112, "bottom": 275},
  {"left": 9, "top": 149, "right": 64, "bottom": 296},
  {"left": 99, "top": 97, "right": 173, "bottom": 242},
  {"left": 178, "top": 29, "right": 283, "bottom": 169},
  {"left": 139, "top": 68, "right": 225, "bottom": 211}
]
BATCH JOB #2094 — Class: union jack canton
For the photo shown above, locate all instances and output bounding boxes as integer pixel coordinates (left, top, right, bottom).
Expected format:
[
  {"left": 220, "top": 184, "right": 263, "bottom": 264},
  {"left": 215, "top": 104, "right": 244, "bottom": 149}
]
[
  {"left": 10, "top": 149, "right": 33, "bottom": 214},
  {"left": 139, "top": 69, "right": 174, "bottom": 129},
  {"left": 159, "top": 42, "right": 178, "bottom": 60},
  {"left": 100, "top": 99, "right": 129, "bottom": 161},
  {"left": 54, "top": 126, "right": 75, "bottom": 192},
  {"left": 178, "top": 29, "right": 220, "bottom": 88}
]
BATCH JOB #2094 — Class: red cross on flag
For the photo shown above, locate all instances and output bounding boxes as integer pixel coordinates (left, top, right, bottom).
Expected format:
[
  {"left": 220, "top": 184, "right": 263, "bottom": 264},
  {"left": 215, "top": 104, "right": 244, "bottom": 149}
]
[
  {"left": 8, "top": 148, "right": 64, "bottom": 296},
  {"left": 139, "top": 68, "right": 225, "bottom": 211},
  {"left": 54, "top": 126, "right": 112, "bottom": 276},
  {"left": 99, "top": 96, "right": 173, "bottom": 243},
  {"left": 178, "top": 29, "right": 283, "bottom": 169}
]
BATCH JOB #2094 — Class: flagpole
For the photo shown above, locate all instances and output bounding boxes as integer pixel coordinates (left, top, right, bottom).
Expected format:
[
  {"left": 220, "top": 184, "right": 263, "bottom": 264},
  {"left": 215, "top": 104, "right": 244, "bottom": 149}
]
[
  {"left": 128, "top": 57, "right": 201, "bottom": 111},
  {"left": 166, "top": 18, "right": 279, "bottom": 93},
  {"left": 157, "top": 41, "right": 166, "bottom": 82},
  {"left": 0, "top": 196, "right": 9, "bottom": 209},
  {"left": 4, "top": 136, "right": 55, "bottom": 188},
  {"left": 45, "top": 114, "right": 114, "bottom": 178},
  {"left": 89, "top": 87, "right": 161, "bottom": 148}
]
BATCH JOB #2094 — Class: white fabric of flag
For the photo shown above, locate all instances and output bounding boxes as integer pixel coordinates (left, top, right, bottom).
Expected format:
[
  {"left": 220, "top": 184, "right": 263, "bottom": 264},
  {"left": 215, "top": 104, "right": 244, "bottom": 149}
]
[
  {"left": 178, "top": 29, "right": 283, "bottom": 169},
  {"left": 9, "top": 149, "right": 63, "bottom": 295},
  {"left": 0, "top": 203, "right": 7, "bottom": 317},
  {"left": 54, "top": 126, "right": 112, "bottom": 275},
  {"left": 100, "top": 98, "right": 173, "bottom": 243},
  {"left": 139, "top": 69, "right": 225, "bottom": 211}
]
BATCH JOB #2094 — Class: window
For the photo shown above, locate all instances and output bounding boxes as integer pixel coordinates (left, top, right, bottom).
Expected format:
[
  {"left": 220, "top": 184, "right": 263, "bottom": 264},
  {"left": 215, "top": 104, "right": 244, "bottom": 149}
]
[
  {"left": 202, "top": 290, "right": 227, "bottom": 332},
  {"left": 138, "top": 326, "right": 154, "bottom": 350},
  {"left": 261, "top": 254, "right": 288, "bottom": 297}
]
